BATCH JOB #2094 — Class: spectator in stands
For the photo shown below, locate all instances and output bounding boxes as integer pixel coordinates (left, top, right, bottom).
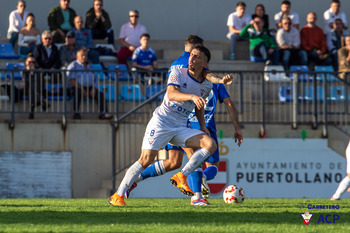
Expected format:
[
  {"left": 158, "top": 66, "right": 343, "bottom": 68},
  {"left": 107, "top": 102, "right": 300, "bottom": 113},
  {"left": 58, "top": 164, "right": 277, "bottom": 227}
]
[
  {"left": 276, "top": 16, "right": 307, "bottom": 71},
  {"left": 7, "top": 1, "right": 28, "bottom": 49},
  {"left": 337, "top": 35, "right": 350, "bottom": 79},
  {"left": 69, "top": 16, "right": 100, "bottom": 64},
  {"left": 327, "top": 18, "right": 348, "bottom": 70},
  {"left": 18, "top": 13, "right": 41, "bottom": 56},
  {"left": 33, "top": 30, "right": 60, "bottom": 70},
  {"left": 131, "top": 33, "right": 159, "bottom": 84},
  {"left": 48, "top": 0, "right": 77, "bottom": 43},
  {"left": 240, "top": 16, "right": 279, "bottom": 65},
  {"left": 117, "top": 10, "right": 147, "bottom": 66},
  {"left": 132, "top": 34, "right": 157, "bottom": 71},
  {"left": 274, "top": 1, "right": 299, "bottom": 30},
  {"left": 67, "top": 47, "right": 113, "bottom": 120},
  {"left": 301, "top": 12, "right": 333, "bottom": 67},
  {"left": 226, "top": 2, "right": 251, "bottom": 60},
  {"left": 85, "top": 0, "right": 114, "bottom": 44},
  {"left": 23, "top": 53, "right": 49, "bottom": 119},
  {"left": 323, "top": 0, "right": 348, "bottom": 35},
  {"left": 252, "top": 4, "right": 269, "bottom": 31},
  {"left": 59, "top": 31, "right": 80, "bottom": 68}
]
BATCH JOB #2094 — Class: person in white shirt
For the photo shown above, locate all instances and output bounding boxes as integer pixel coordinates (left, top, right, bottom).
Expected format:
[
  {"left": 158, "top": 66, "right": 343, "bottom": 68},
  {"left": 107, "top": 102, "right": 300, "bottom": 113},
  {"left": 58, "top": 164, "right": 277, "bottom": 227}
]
[
  {"left": 7, "top": 0, "right": 29, "bottom": 49},
  {"left": 226, "top": 1, "right": 251, "bottom": 60},
  {"left": 274, "top": 0, "right": 299, "bottom": 30},
  {"left": 276, "top": 16, "right": 307, "bottom": 70},
  {"left": 117, "top": 10, "right": 147, "bottom": 66},
  {"left": 323, "top": 0, "right": 348, "bottom": 35}
]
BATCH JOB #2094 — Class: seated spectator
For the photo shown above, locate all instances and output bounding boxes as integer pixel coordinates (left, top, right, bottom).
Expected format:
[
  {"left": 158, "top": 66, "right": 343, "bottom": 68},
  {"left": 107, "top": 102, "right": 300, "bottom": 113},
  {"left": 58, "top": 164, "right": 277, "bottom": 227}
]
[
  {"left": 276, "top": 16, "right": 307, "bottom": 71},
  {"left": 252, "top": 4, "right": 269, "bottom": 31},
  {"left": 33, "top": 30, "right": 60, "bottom": 70},
  {"left": 323, "top": 0, "right": 348, "bottom": 35},
  {"left": 18, "top": 13, "right": 41, "bottom": 56},
  {"left": 240, "top": 16, "right": 279, "bottom": 65},
  {"left": 85, "top": 0, "right": 114, "bottom": 44},
  {"left": 48, "top": 0, "right": 77, "bottom": 43},
  {"left": 69, "top": 16, "right": 100, "bottom": 64},
  {"left": 337, "top": 35, "right": 350, "bottom": 79},
  {"left": 117, "top": 10, "right": 147, "bottom": 66},
  {"left": 59, "top": 31, "right": 80, "bottom": 68},
  {"left": 301, "top": 12, "right": 333, "bottom": 67},
  {"left": 7, "top": 0, "right": 29, "bottom": 48},
  {"left": 274, "top": 1, "right": 299, "bottom": 30},
  {"left": 132, "top": 33, "right": 158, "bottom": 84},
  {"left": 226, "top": 1, "right": 251, "bottom": 60},
  {"left": 67, "top": 47, "right": 113, "bottom": 120},
  {"left": 327, "top": 18, "right": 349, "bottom": 70},
  {"left": 23, "top": 53, "right": 49, "bottom": 119}
]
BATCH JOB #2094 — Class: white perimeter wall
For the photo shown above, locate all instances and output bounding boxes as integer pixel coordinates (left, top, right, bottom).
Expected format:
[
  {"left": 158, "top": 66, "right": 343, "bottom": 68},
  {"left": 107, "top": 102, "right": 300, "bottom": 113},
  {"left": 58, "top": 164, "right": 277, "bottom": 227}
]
[
  {"left": 0, "top": 0, "right": 350, "bottom": 41},
  {"left": 130, "top": 138, "right": 347, "bottom": 199}
]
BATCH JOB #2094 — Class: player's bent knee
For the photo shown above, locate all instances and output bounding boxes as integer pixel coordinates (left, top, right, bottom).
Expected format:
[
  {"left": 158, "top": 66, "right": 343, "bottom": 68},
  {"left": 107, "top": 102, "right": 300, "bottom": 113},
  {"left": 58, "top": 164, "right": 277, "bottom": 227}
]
[
  {"left": 138, "top": 150, "right": 157, "bottom": 168},
  {"left": 203, "top": 137, "right": 217, "bottom": 154}
]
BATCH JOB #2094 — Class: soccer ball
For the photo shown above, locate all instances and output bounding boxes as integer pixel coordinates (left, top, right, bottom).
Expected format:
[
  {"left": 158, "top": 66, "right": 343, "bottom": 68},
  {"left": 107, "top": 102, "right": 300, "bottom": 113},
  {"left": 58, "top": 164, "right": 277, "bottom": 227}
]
[{"left": 223, "top": 185, "right": 245, "bottom": 204}]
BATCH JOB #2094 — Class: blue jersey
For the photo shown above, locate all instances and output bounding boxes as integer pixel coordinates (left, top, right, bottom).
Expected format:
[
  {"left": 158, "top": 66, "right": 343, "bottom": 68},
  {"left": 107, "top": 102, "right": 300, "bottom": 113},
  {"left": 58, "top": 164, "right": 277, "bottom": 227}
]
[
  {"left": 168, "top": 51, "right": 190, "bottom": 75},
  {"left": 188, "top": 84, "right": 229, "bottom": 133},
  {"left": 132, "top": 46, "right": 157, "bottom": 66}
]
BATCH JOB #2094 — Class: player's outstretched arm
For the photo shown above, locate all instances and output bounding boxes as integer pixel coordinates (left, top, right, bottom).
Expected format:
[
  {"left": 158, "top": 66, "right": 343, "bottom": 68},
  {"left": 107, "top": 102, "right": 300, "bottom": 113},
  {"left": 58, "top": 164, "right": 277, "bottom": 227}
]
[
  {"left": 203, "top": 70, "right": 233, "bottom": 85},
  {"left": 167, "top": 85, "right": 206, "bottom": 109},
  {"left": 223, "top": 97, "right": 243, "bottom": 146}
]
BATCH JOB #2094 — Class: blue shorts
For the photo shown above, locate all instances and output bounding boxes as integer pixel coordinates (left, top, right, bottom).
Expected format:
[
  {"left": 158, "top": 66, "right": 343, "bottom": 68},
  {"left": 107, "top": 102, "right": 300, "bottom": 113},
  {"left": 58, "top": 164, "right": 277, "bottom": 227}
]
[{"left": 164, "top": 130, "right": 219, "bottom": 163}]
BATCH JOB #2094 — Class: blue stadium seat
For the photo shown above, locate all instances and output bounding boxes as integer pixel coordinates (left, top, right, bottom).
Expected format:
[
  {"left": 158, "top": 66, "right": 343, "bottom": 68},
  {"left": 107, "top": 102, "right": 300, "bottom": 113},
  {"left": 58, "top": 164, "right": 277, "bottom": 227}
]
[
  {"left": 146, "top": 85, "right": 166, "bottom": 101},
  {"left": 314, "top": 66, "right": 338, "bottom": 83},
  {"left": 328, "top": 86, "right": 346, "bottom": 102},
  {"left": 118, "top": 84, "right": 145, "bottom": 101},
  {"left": 0, "top": 43, "right": 19, "bottom": 59},
  {"left": 304, "top": 86, "right": 325, "bottom": 102},
  {"left": 250, "top": 56, "right": 265, "bottom": 62},
  {"left": 100, "top": 84, "right": 116, "bottom": 101},
  {"left": 91, "top": 63, "right": 107, "bottom": 81},
  {"left": 278, "top": 86, "right": 293, "bottom": 102},
  {"left": 6, "top": 63, "right": 25, "bottom": 80},
  {"left": 45, "top": 84, "right": 69, "bottom": 101},
  {"left": 289, "top": 65, "right": 311, "bottom": 82},
  {"left": 107, "top": 64, "right": 132, "bottom": 81}
]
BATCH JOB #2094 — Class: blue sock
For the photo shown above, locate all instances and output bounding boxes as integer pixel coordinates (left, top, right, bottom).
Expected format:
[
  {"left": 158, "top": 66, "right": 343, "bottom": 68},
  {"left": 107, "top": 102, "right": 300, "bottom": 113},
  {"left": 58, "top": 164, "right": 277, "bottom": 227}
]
[
  {"left": 140, "top": 160, "right": 166, "bottom": 180},
  {"left": 204, "top": 166, "right": 218, "bottom": 181},
  {"left": 188, "top": 170, "right": 203, "bottom": 193}
]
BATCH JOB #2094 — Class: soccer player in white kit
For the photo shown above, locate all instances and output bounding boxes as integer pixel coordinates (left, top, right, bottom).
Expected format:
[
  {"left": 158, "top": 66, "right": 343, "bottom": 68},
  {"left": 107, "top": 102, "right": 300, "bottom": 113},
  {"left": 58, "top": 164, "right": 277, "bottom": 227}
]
[
  {"left": 331, "top": 140, "right": 350, "bottom": 200},
  {"left": 109, "top": 45, "right": 217, "bottom": 206}
]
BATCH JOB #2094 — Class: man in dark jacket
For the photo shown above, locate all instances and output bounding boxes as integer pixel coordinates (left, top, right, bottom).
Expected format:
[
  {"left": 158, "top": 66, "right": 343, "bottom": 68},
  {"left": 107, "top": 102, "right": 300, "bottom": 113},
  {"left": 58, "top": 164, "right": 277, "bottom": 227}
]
[
  {"left": 85, "top": 0, "right": 114, "bottom": 44},
  {"left": 33, "top": 30, "right": 60, "bottom": 71},
  {"left": 48, "top": 0, "right": 77, "bottom": 43}
]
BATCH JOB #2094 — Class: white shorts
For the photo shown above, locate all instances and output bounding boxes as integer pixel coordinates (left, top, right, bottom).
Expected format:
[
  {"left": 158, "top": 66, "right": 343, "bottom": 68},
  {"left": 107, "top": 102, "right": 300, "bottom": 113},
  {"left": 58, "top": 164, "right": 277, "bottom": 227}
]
[{"left": 141, "top": 116, "right": 204, "bottom": 151}]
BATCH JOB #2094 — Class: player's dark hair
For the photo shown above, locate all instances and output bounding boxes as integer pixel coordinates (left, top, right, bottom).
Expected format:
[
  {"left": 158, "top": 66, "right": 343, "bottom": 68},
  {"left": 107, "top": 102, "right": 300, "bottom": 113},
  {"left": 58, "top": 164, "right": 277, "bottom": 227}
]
[
  {"left": 331, "top": 0, "right": 340, "bottom": 4},
  {"left": 184, "top": 35, "right": 204, "bottom": 47},
  {"left": 236, "top": 2, "right": 246, "bottom": 8},
  {"left": 281, "top": 1, "right": 291, "bottom": 6},
  {"left": 194, "top": 45, "right": 211, "bottom": 63},
  {"left": 140, "top": 33, "right": 150, "bottom": 39}
]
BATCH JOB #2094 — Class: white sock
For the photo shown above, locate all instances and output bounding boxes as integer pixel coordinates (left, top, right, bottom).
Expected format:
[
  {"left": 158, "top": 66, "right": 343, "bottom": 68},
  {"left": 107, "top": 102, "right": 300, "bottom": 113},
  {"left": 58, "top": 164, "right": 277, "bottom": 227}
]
[
  {"left": 116, "top": 161, "right": 144, "bottom": 196},
  {"left": 181, "top": 148, "right": 211, "bottom": 176},
  {"left": 332, "top": 176, "right": 350, "bottom": 199},
  {"left": 194, "top": 192, "right": 203, "bottom": 199},
  {"left": 155, "top": 160, "right": 166, "bottom": 175}
]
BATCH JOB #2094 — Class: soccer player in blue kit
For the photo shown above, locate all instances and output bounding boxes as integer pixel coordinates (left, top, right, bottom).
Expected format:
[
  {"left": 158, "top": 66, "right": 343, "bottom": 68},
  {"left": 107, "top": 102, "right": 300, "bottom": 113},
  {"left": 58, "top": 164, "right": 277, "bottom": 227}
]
[{"left": 125, "top": 35, "right": 243, "bottom": 205}]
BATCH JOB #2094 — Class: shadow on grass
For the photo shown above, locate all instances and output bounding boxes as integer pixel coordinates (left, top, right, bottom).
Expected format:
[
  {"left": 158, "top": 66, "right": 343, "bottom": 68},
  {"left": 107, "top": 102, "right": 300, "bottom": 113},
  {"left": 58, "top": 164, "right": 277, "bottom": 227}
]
[{"left": 1, "top": 210, "right": 349, "bottom": 225}]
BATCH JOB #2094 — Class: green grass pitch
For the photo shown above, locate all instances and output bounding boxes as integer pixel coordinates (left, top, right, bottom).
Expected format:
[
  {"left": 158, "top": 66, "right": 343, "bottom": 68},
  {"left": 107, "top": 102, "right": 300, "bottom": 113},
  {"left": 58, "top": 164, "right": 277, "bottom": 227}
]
[{"left": 0, "top": 198, "right": 349, "bottom": 232}]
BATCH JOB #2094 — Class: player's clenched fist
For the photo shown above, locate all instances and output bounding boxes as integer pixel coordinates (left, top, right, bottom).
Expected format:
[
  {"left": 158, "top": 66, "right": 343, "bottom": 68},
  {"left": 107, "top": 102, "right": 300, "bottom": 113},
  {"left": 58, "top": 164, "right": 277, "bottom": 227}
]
[{"left": 221, "top": 74, "right": 233, "bottom": 85}]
